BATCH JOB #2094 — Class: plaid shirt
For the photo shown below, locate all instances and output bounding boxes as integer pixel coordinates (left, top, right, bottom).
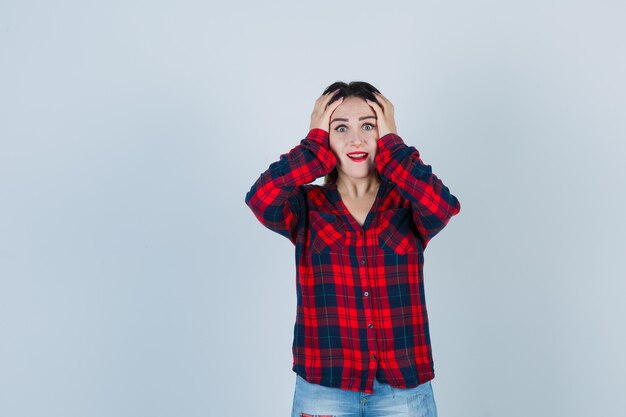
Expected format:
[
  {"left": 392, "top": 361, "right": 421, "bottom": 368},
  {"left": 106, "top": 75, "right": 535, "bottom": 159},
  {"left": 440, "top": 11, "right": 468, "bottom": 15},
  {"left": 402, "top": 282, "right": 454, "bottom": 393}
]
[{"left": 245, "top": 128, "right": 461, "bottom": 393}]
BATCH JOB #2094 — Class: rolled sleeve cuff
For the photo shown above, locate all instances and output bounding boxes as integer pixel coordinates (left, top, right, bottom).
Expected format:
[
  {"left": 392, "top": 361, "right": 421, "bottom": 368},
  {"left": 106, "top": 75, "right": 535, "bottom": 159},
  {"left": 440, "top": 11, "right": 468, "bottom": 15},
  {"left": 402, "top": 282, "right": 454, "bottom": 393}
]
[
  {"left": 376, "top": 133, "right": 407, "bottom": 168},
  {"left": 305, "top": 128, "right": 336, "bottom": 173},
  {"left": 306, "top": 128, "right": 330, "bottom": 146}
]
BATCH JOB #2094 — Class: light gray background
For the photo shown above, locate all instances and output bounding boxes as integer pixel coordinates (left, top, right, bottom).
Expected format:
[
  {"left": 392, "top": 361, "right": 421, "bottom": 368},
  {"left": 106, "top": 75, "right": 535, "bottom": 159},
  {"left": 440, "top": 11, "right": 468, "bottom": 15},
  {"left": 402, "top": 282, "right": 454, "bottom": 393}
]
[{"left": 1, "top": 1, "right": 625, "bottom": 416}]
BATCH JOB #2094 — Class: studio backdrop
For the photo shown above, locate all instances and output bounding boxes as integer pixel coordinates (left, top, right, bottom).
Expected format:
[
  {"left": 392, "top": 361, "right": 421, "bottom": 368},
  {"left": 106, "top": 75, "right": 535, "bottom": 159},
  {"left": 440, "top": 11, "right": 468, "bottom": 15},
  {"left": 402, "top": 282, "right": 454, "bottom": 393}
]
[{"left": 1, "top": 1, "right": 624, "bottom": 417}]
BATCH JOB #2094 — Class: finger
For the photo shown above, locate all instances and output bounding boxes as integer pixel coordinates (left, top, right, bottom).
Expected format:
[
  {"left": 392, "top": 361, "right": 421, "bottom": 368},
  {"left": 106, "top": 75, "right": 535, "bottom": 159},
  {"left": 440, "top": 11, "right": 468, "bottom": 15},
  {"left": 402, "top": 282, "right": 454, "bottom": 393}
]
[
  {"left": 365, "top": 98, "right": 383, "bottom": 117},
  {"left": 372, "top": 92, "right": 388, "bottom": 109},
  {"left": 320, "top": 88, "right": 341, "bottom": 100},
  {"left": 373, "top": 92, "right": 393, "bottom": 110},
  {"left": 373, "top": 91, "right": 388, "bottom": 101},
  {"left": 316, "top": 89, "right": 338, "bottom": 103},
  {"left": 366, "top": 97, "right": 382, "bottom": 110},
  {"left": 323, "top": 89, "right": 342, "bottom": 105},
  {"left": 324, "top": 92, "right": 344, "bottom": 111},
  {"left": 325, "top": 96, "right": 344, "bottom": 114}
]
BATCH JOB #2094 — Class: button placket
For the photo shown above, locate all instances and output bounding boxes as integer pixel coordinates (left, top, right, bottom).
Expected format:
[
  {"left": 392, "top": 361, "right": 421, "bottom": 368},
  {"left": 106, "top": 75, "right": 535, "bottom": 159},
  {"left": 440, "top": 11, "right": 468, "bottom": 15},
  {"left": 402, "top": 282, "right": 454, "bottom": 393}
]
[{"left": 357, "top": 230, "right": 380, "bottom": 379}]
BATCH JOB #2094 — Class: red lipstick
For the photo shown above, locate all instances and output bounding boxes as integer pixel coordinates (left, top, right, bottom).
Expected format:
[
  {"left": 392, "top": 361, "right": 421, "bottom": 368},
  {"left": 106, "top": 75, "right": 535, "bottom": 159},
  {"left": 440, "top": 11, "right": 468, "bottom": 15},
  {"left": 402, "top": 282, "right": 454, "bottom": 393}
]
[{"left": 347, "top": 152, "right": 368, "bottom": 162}]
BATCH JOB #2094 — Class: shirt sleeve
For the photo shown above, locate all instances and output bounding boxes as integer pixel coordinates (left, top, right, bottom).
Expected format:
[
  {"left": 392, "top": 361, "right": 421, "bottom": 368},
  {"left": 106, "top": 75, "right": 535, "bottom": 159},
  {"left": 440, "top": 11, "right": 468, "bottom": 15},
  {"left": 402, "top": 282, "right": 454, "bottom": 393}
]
[
  {"left": 245, "top": 128, "right": 337, "bottom": 244},
  {"left": 375, "top": 133, "right": 461, "bottom": 249}
]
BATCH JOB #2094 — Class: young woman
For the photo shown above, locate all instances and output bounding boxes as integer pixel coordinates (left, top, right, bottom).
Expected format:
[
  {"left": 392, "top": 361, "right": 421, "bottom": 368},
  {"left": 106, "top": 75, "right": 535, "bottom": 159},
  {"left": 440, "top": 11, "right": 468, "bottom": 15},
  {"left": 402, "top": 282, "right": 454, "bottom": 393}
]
[{"left": 245, "top": 81, "right": 461, "bottom": 417}]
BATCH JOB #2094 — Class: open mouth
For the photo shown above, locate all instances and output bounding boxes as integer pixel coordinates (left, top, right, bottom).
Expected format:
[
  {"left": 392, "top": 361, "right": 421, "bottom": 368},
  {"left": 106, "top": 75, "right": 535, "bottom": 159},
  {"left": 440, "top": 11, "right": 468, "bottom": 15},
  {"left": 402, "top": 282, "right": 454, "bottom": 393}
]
[{"left": 347, "top": 152, "right": 368, "bottom": 162}]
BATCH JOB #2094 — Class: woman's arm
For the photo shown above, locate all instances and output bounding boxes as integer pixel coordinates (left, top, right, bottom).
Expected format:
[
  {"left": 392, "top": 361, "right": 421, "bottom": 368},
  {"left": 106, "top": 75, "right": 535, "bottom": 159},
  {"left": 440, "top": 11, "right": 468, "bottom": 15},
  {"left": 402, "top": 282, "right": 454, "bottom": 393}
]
[
  {"left": 244, "top": 128, "right": 336, "bottom": 243},
  {"left": 245, "top": 89, "right": 343, "bottom": 244},
  {"left": 375, "top": 133, "right": 461, "bottom": 249},
  {"left": 368, "top": 92, "right": 460, "bottom": 249}
]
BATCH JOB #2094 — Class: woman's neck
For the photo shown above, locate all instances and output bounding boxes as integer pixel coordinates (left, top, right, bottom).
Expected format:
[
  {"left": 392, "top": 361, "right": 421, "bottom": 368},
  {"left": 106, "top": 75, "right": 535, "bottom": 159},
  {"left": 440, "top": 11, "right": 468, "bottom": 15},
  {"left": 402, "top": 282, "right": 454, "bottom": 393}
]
[{"left": 336, "top": 175, "right": 381, "bottom": 199}]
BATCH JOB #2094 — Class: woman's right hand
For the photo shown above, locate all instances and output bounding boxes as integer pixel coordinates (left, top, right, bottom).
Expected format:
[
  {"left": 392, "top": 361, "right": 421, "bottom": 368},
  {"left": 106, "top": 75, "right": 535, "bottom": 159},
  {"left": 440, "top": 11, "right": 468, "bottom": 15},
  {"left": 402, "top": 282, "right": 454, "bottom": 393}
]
[{"left": 309, "top": 89, "right": 344, "bottom": 133}]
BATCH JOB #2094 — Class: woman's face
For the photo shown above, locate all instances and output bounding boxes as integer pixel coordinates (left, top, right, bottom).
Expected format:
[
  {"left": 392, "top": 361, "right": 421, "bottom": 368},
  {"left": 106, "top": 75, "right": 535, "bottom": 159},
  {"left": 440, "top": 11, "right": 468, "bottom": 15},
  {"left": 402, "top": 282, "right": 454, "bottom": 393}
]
[{"left": 328, "top": 96, "right": 379, "bottom": 182}]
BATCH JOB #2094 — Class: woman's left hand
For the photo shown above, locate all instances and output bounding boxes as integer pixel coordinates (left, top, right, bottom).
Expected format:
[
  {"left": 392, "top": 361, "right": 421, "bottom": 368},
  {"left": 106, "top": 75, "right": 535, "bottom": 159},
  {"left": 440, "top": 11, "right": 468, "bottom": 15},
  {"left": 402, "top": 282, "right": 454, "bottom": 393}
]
[{"left": 366, "top": 92, "right": 397, "bottom": 138}]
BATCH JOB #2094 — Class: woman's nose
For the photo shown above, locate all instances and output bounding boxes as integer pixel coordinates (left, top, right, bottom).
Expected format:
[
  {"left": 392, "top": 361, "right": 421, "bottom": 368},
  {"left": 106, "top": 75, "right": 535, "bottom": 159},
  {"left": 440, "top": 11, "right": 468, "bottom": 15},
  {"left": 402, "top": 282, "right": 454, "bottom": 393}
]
[{"left": 349, "top": 135, "right": 363, "bottom": 145}]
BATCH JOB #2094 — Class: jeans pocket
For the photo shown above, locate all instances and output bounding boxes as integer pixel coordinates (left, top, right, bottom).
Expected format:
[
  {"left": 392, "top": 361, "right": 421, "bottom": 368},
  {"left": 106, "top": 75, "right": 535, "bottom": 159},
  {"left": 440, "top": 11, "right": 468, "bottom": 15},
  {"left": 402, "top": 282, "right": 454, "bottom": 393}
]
[{"left": 406, "top": 381, "right": 437, "bottom": 417}]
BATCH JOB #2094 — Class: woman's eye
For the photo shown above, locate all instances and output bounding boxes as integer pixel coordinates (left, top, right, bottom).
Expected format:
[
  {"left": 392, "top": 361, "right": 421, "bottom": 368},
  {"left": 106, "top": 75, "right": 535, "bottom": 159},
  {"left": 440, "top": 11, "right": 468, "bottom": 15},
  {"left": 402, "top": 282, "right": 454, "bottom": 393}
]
[{"left": 335, "top": 124, "right": 375, "bottom": 133}]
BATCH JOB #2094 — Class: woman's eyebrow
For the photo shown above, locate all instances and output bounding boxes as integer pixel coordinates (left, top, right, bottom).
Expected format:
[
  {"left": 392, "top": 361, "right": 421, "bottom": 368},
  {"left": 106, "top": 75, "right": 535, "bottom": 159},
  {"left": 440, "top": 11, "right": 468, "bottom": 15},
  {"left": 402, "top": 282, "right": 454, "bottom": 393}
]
[{"left": 330, "top": 115, "right": 377, "bottom": 124}]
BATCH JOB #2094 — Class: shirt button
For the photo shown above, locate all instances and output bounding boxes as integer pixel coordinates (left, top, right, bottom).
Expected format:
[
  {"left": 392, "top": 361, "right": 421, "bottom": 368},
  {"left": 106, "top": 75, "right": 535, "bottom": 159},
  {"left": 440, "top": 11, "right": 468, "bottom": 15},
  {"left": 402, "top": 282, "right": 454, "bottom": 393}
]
[
  {"left": 368, "top": 323, "right": 374, "bottom": 328},
  {"left": 360, "top": 259, "right": 366, "bottom": 265},
  {"left": 372, "top": 354, "right": 377, "bottom": 360},
  {"left": 364, "top": 291, "right": 369, "bottom": 297}
]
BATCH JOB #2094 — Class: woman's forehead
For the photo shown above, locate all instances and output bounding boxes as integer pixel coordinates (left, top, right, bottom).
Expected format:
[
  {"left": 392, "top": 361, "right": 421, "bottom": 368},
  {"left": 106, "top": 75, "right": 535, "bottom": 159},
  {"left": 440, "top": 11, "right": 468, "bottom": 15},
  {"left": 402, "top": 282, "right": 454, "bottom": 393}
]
[{"left": 331, "top": 97, "right": 375, "bottom": 121}]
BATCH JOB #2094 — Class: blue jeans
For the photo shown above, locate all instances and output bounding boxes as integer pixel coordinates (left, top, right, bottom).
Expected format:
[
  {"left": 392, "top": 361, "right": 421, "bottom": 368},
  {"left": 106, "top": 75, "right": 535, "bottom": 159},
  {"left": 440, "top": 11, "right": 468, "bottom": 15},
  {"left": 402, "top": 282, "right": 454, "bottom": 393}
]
[{"left": 291, "top": 374, "right": 438, "bottom": 417}]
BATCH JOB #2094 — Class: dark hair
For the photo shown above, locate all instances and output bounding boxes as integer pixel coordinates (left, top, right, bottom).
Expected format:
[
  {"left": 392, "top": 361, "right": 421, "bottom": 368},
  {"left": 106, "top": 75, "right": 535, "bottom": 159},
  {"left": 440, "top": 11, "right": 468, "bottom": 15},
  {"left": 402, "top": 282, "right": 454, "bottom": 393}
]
[{"left": 321, "top": 81, "right": 383, "bottom": 185}]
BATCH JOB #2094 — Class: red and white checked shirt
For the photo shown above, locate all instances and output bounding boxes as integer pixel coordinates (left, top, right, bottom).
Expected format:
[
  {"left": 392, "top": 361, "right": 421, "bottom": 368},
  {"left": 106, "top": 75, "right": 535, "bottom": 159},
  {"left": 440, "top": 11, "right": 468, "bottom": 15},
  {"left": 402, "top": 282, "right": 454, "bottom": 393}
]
[{"left": 245, "top": 128, "right": 461, "bottom": 393}]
